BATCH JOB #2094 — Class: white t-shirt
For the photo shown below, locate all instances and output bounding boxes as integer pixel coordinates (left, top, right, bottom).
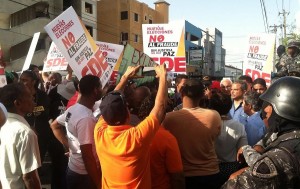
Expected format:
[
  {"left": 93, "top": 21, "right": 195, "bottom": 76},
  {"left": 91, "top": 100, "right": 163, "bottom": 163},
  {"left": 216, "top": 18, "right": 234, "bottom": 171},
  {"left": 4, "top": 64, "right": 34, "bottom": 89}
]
[
  {"left": 0, "top": 113, "right": 41, "bottom": 189},
  {"left": 57, "top": 103, "right": 98, "bottom": 174},
  {"left": 215, "top": 119, "right": 248, "bottom": 163}
]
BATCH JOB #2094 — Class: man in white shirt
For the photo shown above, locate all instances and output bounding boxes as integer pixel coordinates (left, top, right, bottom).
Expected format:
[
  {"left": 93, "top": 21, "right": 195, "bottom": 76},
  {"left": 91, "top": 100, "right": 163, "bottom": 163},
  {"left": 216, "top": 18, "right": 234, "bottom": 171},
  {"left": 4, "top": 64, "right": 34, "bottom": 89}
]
[
  {"left": 0, "top": 83, "right": 42, "bottom": 189},
  {"left": 51, "top": 75, "right": 102, "bottom": 189}
]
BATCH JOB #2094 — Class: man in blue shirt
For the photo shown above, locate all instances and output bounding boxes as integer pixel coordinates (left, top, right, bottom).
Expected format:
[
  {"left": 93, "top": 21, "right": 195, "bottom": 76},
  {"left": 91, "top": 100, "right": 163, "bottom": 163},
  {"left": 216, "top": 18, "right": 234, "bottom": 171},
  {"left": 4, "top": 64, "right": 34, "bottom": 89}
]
[
  {"left": 229, "top": 81, "right": 248, "bottom": 125},
  {"left": 242, "top": 91, "right": 266, "bottom": 146}
]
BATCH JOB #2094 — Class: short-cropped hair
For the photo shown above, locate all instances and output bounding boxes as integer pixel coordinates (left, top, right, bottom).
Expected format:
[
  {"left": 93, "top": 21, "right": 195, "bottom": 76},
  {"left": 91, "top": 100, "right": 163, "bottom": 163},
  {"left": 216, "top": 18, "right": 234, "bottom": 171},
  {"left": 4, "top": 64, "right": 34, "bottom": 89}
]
[
  {"left": 181, "top": 79, "right": 204, "bottom": 99},
  {"left": 79, "top": 75, "right": 101, "bottom": 96},
  {"left": 244, "top": 91, "right": 263, "bottom": 112},
  {"left": 0, "top": 83, "right": 26, "bottom": 112}
]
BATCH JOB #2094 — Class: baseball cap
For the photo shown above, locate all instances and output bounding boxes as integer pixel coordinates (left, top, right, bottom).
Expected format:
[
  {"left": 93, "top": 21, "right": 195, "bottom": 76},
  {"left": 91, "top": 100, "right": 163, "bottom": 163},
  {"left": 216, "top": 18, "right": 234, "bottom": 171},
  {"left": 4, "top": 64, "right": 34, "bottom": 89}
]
[
  {"left": 211, "top": 80, "right": 221, "bottom": 90},
  {"left": 100, "top": 91, "right": 128, "bottom": 125}
]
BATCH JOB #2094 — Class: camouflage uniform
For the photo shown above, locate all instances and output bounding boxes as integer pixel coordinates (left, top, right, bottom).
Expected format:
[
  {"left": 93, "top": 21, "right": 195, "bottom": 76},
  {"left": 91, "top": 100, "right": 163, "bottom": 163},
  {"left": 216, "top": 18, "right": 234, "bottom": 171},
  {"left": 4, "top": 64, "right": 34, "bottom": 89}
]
[
  {"left": 276, "top": 40, "right": 300, "bottom": 76},
  {"left": 222, "top": 130, "right": 300, "bottom": 189},
  {"left": 241, "top": 132, "right": 278, "bottom": 167}
]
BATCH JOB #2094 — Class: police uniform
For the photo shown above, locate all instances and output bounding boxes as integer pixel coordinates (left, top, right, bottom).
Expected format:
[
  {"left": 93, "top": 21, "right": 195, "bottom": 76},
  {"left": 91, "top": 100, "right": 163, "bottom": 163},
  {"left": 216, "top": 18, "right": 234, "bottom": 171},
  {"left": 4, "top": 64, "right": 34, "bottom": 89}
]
[
  {"left": 276, "top": 40, "right": 300, "bottom": 76},
  {"left": 222, "top": 131, "right": 300, "bottom": 189},
  {"left": 222, "top": 77, "right": 300, "bottom": 189}
]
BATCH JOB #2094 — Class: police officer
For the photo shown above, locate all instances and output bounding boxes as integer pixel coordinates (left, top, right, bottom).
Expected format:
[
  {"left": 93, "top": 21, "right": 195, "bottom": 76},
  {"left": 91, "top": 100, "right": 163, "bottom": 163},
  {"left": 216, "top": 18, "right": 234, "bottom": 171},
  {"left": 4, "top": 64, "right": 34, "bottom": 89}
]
[
  {"left": 222, "top": 76, "right": 300, "bottom": 189},
  {"left": 275, "top": 40, "right": 300, "bottom": 77}
]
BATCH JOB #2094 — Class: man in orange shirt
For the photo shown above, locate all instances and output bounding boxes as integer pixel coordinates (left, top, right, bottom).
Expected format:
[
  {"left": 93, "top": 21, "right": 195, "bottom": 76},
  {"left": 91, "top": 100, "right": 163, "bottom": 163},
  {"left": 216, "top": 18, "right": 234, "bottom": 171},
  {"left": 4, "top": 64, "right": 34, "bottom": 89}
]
[
  {"left": 94, "top": 64, "right": 167, "bottom": 189},
  {"left": 138, "top": 95, "right": 185, "bottom": 189}
]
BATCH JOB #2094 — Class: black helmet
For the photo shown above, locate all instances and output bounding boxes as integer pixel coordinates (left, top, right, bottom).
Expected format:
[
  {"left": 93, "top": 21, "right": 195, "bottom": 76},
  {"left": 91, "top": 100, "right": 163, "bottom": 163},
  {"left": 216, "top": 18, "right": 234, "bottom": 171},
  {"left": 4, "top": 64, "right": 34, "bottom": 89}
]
[{"left": 260, "top": 76, "right": 300, "bottom": 122}]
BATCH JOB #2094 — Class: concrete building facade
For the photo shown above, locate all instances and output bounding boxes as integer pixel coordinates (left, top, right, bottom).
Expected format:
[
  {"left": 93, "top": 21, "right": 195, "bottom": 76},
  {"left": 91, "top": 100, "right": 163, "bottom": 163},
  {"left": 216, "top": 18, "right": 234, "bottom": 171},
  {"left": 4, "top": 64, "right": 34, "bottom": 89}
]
[
  {"left": 184, "top": 20, "right": 203, "bottom": 76},
  {"left": 202, "top": 27, "right": 225, "bottom": 78},
  {"left": 97, "top": 0, "right": 169, "bottom": 51},
  {"left": 0, "top": 0, "right": 97, "bottom": 71}
]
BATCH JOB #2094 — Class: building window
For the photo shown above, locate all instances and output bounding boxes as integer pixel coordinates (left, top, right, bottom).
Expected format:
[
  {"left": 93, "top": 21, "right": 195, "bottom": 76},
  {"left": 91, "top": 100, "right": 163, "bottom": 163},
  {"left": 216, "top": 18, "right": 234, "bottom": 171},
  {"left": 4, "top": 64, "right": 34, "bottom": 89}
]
[
  {"left": 85, "top": 2, "right": 93, "bottom": 14},
  {"left": 134, "top": 34, "right": 138, "bottom": 43},
  {"left": 86, "top": 25, "right": 93, "bottom": 37},
  {"left": 121, "top": 11, "right": 128, "bottom": 20},
  {"left": 121, "top": 32, "right": 128, "bottom": 41},
  {"left": 144, "top": 16, "right": 147, "bottom": 20},
  {"left": 134, "top": 13, "right": 139, "bottom": 22},
  {"left": 149, "top": 19, "right": 152, "bottom": 24}
]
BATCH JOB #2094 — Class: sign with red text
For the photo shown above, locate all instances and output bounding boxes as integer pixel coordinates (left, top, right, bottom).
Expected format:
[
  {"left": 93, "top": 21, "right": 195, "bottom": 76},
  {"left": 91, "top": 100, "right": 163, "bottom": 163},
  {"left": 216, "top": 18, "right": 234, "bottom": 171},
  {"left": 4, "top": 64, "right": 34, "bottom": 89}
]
[
  {"left": 0, "top": 45, "right": 7, "bottom": 87},
  {"left": 43, "top": 42, "right": 68, "bottom": 72},
  {"left": 0, "top": 65, "right": 6, "bottom": 87},
  {"left": 44, "top": 6, "right": 109, "bottom": 85},
  {"left": 142, "top": 21, "right": 186, "bottom": 77},
  {"left": 42, "top": 41, "right": 124, "bottom": 86},
  {"left": 95, "top": 41, "right": 124, "bottom": 86},
  {"left": 243, "top": 33, "right": 275, "bottom": 85}
]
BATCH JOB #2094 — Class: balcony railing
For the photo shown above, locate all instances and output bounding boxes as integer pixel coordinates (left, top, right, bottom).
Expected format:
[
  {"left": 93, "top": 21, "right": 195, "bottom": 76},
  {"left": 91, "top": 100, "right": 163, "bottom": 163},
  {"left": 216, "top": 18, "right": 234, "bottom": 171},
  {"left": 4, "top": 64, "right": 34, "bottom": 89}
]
[{"left": 10, "top": 2, "right": 50, "bottom": 28}]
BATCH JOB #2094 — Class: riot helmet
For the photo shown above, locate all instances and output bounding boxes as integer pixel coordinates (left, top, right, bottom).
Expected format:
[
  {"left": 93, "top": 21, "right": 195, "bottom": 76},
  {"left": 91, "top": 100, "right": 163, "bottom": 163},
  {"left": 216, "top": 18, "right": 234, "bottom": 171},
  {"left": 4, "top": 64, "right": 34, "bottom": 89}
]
[{"left": 260, "top": 76, "right": 300, "bottom": 122}]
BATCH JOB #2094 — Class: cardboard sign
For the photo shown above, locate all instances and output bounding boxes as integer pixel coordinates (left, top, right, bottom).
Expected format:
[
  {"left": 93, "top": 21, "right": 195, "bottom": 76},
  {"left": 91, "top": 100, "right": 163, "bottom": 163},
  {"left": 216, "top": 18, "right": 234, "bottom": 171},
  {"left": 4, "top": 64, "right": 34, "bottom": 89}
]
[
  {"left": 142, "top": 21, "right": 186, "bottom": 77},
  {"left": 22, "top": 32, "right": 40, "bottom": 72},
  {"left": 117, "top": 44, "right": 157, "bottom": 85},
  {"left": 43, "top": 42, "right": 68, "bottom": 72},
  {"left": 44, "top": 6, "right": 109, "bottom": 86},
  {"left": 243, "top": 33, "right": 276, "bottom": 85}
]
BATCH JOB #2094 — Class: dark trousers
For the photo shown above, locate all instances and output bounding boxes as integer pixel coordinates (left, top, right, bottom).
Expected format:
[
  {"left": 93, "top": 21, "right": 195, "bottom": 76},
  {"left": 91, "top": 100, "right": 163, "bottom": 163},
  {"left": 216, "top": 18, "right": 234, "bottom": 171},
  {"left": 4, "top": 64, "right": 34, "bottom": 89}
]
[
  {"left": 66, "top": 168, "right": 96, "bottom": 189},
  {"left": 185, "top": 173, "right": 221, "bottom": 189}
]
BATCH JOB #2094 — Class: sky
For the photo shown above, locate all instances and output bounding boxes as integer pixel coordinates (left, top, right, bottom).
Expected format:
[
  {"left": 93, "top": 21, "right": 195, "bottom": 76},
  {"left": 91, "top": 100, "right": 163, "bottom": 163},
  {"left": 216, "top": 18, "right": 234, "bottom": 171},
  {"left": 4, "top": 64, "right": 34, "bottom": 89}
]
[{"left": 140, "top": 0, "right": 300, "bottom": 69}]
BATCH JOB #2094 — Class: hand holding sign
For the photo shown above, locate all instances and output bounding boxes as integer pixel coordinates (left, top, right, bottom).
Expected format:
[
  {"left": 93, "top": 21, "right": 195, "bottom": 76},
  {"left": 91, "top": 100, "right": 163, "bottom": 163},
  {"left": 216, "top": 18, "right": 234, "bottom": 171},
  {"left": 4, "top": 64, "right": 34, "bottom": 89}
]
[
  {"left": 154, "top": 63, "right": 167, "bottom": 78},
  {"left": 123, "top": 65, "right": 143, "bottom": 79}
]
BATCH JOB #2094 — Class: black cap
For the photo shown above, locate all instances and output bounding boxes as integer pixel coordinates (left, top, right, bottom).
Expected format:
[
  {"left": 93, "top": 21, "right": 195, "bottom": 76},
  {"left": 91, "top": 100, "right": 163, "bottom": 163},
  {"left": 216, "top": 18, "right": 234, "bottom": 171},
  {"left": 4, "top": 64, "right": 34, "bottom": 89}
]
[{"left": 100, "top": 91, "right": 128, "bottom": 125}]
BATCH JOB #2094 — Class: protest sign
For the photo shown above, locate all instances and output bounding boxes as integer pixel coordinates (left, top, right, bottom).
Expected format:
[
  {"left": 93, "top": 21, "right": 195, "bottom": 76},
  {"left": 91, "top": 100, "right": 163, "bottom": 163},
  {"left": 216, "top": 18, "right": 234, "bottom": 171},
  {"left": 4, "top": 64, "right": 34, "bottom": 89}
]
[
  {"left": 44, "top": 6, "right": 110, "bottom": 86},
  {"left": 0, "top": 66, "right": 6, "bottom": 87},
  {"left": 243, "top": 33, "right": 276, "bottom": 85},
  {"left": 0, "top": 45, "right": 7, "bottom": 87},
  {"left": 117, "top": 44, "right": 157, "bottom": 85},
  {"left": 95, "top": 41, "right": 124, "bottom": 86},
  {"left": 43, "top": 42, "right": 68, "bottom": 72},
  {"left": 22, "top": 32, "right": 40, "bottom": 72},
  {"left": 142, "top": 21, "right": 186, "bottom": 77}
]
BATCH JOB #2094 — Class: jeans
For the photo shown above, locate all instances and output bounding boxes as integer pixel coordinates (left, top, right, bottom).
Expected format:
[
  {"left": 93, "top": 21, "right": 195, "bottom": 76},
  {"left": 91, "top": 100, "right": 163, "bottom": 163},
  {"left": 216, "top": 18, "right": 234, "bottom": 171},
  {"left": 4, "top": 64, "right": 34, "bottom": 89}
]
[{"left": 66, "top": 167, "right": 96, "bottom": 189}]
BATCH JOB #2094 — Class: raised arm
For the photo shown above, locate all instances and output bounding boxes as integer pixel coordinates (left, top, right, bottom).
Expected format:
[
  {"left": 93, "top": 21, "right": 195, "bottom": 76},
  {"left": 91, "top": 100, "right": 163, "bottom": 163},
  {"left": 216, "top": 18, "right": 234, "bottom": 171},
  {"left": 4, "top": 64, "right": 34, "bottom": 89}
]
[
  {"left": 114, "top": 66, "right": 141, "bottom": 92},
  {"left": 149, "top": 64, "right": 167, "bottom": 123}
]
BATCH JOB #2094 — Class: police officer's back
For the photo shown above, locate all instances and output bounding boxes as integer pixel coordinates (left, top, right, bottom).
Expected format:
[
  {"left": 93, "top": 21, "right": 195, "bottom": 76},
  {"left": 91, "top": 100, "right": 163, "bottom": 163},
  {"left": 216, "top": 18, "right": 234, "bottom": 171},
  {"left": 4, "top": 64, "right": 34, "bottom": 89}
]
[{"left": 222, "top": 76, "right": 300, "bottom": 189}]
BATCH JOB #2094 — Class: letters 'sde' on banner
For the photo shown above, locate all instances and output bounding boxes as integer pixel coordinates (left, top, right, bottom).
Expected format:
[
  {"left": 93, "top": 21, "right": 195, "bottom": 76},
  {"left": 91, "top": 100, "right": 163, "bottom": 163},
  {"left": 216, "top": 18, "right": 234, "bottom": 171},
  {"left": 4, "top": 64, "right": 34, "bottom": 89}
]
[
  {"left": 44, "top": 6, "right": 110, "bottom": 86},
  {"left": 243, "top": 33, "right": 276, "bottom": 86},
  {"left": 43, "top": 41, "right": 124, "bottom": 86},
  {"left": 142, "top": 20, "right": 186, "bottom": 78}
]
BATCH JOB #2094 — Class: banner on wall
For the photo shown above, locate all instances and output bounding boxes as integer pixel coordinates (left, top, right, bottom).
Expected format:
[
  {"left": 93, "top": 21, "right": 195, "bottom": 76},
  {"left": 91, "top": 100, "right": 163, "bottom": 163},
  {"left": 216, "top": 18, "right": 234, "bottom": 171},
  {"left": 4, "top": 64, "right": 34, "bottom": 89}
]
[
  {"left": 243, "top": 33, "right": 276, "bottom": 85},
  {"left": 142, "top": 21, "right": 186, "bottom": 78},
  {"left": 44, "top": 6, "right": 110, "bottom": 86}
]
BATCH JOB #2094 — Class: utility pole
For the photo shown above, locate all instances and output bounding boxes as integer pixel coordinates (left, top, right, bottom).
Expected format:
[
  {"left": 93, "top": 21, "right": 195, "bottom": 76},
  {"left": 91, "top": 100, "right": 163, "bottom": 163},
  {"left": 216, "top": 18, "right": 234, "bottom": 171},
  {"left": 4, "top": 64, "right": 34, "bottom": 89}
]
[{"left": 279, "top": 9, "right": 289, "bottom": 39}]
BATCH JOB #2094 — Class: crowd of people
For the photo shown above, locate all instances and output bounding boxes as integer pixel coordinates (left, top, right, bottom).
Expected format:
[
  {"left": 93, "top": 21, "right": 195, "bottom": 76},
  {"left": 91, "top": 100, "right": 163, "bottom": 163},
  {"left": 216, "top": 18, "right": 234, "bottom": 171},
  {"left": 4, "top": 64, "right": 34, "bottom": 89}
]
[{"left": 0, "top": 40, "right": 299, "bottom": 189}]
